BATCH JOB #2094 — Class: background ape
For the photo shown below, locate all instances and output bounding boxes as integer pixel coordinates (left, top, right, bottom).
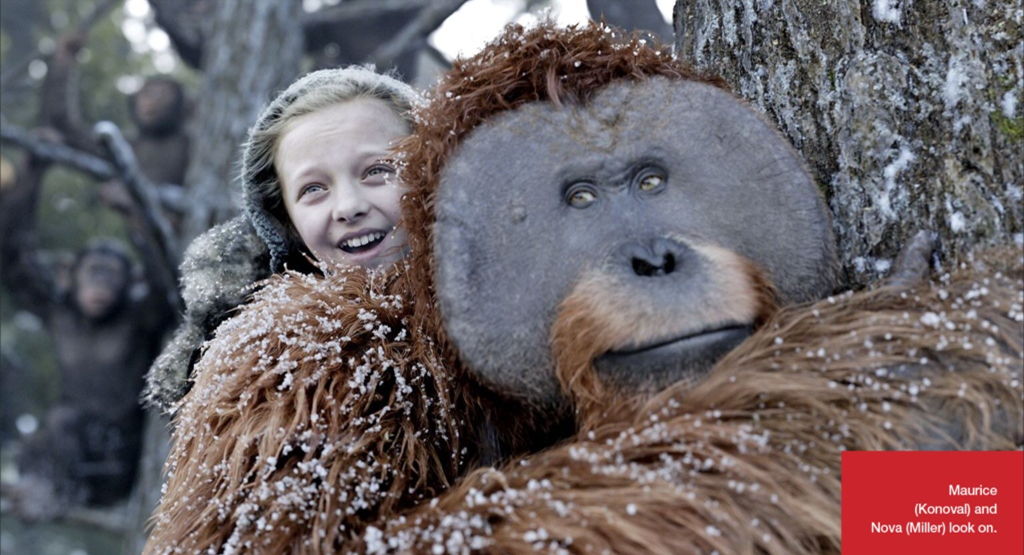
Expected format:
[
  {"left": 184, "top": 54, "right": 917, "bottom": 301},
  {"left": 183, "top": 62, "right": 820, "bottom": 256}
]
[
  {"left": 145, "top": 22, "right": 1022, "bottom": 555},
  {"left": 97, "top": 75, "right": 193, "bottom": 236},
  {"left": 0, "top": 142, "right": 177, "bottom": 515},
  {"left": 41, "top": 31, "right": 191, "bottom": 220},
  {"left": 124, "top": 76, "right": 191, "bottom": 188}
]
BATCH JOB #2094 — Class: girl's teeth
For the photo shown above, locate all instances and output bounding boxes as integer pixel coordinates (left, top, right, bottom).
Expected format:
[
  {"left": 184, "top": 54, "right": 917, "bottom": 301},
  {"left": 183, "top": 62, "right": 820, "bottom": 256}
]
[{"left": 344, "top": 231, "right": 384, "bottom": 248}]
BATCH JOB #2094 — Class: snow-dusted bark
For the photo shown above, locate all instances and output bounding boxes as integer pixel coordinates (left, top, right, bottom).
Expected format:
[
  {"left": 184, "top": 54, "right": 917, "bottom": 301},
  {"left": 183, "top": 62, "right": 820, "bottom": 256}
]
[
  {"left": 674, "top": 0, "right": 1023, "bottom": 287},
  {"left": 180, "top": 0, "right": 305, "bottom": 248}
]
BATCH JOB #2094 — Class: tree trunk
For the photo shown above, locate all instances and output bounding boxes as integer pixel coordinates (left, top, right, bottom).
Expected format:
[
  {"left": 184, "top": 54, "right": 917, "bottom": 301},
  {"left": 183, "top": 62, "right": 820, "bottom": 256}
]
[
  {"left": 126, "top": 2, "right": 305, "bottom": 552},
  {"left": 179, "top": 0, "right": 306, "bottom": 248},
  {"left": 673, "top": 0, "right": 1023, "bottom": 287},
  {"left": 123, "top": 412, "right": 172, "bottom": 555}
]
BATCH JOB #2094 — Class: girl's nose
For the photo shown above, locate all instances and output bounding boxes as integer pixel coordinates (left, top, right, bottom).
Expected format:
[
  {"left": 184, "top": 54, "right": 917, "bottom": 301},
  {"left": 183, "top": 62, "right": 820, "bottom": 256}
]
[{"left": 331, "top": 185, "right": 370, "bottom": 222}]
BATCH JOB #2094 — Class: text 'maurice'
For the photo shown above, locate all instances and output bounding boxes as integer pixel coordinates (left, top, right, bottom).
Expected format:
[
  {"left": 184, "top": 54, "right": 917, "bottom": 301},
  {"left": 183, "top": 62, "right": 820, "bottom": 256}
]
[{"left": 949, "top": 484, "right": 997, "bottom": 496}]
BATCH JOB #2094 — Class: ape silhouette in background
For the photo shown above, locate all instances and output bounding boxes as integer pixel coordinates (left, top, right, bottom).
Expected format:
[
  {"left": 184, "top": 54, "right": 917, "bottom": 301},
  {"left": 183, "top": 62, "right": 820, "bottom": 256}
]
[
  {"left": 42, "top": 31, "right": 191, "bottom": 221},
  {"left": 124, "top": 76, "right": 191, "bottom": 187},
  {"left": 0, "top": 145, "right": 176, "bottom": 518},
  {"left": 96, "top": 75, "right": 192, "bottom": 229},
  {"left": 144, "top": 22, "right": 1022, "bottom": 555}
]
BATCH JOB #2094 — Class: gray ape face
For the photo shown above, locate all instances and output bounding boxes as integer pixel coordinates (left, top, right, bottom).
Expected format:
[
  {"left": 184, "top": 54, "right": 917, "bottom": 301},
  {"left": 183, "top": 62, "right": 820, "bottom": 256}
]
[{"left": 435, "top": 77, "right": 837, "bottom": 407}]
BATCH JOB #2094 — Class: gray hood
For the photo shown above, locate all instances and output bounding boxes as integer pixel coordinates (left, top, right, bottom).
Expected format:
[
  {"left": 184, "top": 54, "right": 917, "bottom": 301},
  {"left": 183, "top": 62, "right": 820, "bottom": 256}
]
[{"left": 143, "top": 216, "right": 270, "bottom": 409}]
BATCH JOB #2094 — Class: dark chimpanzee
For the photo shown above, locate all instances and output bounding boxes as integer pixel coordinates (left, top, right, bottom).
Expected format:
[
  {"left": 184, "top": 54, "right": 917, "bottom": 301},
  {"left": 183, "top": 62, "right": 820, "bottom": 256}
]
[
  {"left": 0, "top": 145, "right": 177, "bottom": 518},
  {"left": 97, "top": 76, "right": 192, "bottom": 230},
  {"left": 124, "top": 76, "right": 190, "bottom": 187}
]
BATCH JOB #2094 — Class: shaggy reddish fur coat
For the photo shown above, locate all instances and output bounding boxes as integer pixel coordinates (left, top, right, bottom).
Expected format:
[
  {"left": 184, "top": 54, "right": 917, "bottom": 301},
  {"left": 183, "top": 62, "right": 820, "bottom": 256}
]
[
  {"left": 145, "top": 23, "right": 1023, "bottom": 555},
  {"left": 379, "top": 253, "right": 1023, "bottom": 555},
  {"left": 143, "top": 268, "right": 465, "bottom": 554},
  {"left": 145, "top": 252, "right": 1023, "bottom": 555}
]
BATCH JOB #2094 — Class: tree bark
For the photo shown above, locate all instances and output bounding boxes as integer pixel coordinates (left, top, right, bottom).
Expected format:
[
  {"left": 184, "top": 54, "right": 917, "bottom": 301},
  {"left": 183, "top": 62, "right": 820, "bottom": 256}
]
[
  {"left": 673, "top": 0, "right": 1023, "bottom": 287},
  {"left": 178, "top": 0, "right": 306, "bottom": 249},
  {"left": 126, "top": 3, "right": 306, "bottom": 552},
  {"left": 124, "top": 412, "right": 172, "bottom": 555}
]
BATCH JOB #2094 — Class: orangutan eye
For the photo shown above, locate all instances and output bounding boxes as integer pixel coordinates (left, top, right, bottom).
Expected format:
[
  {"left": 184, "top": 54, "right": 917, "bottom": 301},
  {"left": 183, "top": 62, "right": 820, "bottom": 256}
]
[
  {"left": 566, "top": 183, "right": 598, "bottom": 209},
  {"left": 637, "top": 171, "right": 666, "bottom": 193}
]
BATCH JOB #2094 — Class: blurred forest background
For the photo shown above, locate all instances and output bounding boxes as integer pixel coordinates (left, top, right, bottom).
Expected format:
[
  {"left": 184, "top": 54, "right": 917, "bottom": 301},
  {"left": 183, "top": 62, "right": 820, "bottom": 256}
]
[
  {"left": 1, "top": 0, "right": 181, "bottom": 432},
  {"left": 0, "top": 1, "right": 673, "bottom": 553}
]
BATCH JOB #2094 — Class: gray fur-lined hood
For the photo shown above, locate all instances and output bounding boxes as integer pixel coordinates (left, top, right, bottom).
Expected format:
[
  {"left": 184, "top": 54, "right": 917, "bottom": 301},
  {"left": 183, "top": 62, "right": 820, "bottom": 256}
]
[
  {"left": 143, "top": 216, "right": 270, "bottom": 409},
  {"left": 144, "top": 66, "right": 420, "bottom": 411}
]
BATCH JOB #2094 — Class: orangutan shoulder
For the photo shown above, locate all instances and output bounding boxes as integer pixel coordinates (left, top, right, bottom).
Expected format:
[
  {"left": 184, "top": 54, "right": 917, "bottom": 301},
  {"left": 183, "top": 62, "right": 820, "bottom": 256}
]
[
  {"left": 183, "top": 268, "right": 411, "bottom": 410},
  {"left": 182, "top": 274, "right": 346, "bottom": 390}
]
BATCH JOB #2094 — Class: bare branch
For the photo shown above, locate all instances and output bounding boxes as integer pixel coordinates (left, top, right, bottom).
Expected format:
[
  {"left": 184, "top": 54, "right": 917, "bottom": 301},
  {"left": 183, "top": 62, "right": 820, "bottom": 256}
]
[
  {"left": 302, "top": 0, "right": 437, "bottom": 26},
  {"left": 586, "top": 0, "right": 672, "bottom": 42},
  {"left": 367, "top": 0, "right": 469, "bottom": 70},
  {"left": 149, "top": 0, "right": 211, "bottom": 69},
  {"left": 423, "top": 42, "right": 453, "bottom": 69},
  {"left": 1, "top": 0, "right": 120, "bottom": 95},
  {"left": 94, "top": 121, "right": 182, "bottom": 311},
  {"left": 0, "top": 122, "right": 115, "bottom": 179}
]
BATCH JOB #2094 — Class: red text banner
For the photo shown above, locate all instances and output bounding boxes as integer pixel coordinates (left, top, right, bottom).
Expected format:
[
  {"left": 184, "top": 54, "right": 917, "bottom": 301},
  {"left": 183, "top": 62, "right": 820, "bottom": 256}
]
[{"left": 842, "top": 450, "right": 1023, "bottom": 555}]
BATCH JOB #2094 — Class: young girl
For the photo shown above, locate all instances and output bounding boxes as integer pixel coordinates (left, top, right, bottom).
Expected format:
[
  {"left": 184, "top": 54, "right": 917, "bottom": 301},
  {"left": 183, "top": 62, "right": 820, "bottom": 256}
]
[
  {"left": 144, "top": 66, "right": 419, "bottom": 407},
  {"left": 142, "top": 67, "right": 463, "bottom": 554},
  {"left": 244, "top": 66, "right": 413, "bottom": 274}
]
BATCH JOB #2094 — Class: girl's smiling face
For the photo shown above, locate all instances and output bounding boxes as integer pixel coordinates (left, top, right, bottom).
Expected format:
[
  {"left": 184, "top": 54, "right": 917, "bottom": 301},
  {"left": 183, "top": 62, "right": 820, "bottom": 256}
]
[{"left": 276, "top": 98, "right": 410, "bottom": 269}]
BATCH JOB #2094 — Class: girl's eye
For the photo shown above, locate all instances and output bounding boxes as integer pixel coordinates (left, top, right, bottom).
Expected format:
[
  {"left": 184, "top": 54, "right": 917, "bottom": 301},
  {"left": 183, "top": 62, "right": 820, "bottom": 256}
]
[
  {"left": 298, "top": 183, "right": 325, "bottom": 199},
  {"left": 365, "top": 160, "right": 397, "bottom": 181},
  {"left": 637, "top": 172, "right": 665, "bottom": 193},
  {"left": 565, "top": 184, "right": 597, "bottom": 208}
]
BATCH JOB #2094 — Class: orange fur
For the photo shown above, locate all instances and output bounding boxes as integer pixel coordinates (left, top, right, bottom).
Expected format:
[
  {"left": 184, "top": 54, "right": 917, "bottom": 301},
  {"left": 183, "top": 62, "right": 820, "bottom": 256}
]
[
  {"left": 375, "top": 249, "right": 1023, "bottom": 555},
  {"left": 552, "top": 248, "right": 777, "bottom": 420},
  {"left": 144, "top": 267, "right": 465, "bottom": 555},
  {"left": 145, "top": 237, "right": 1022, "bottom": 555}
]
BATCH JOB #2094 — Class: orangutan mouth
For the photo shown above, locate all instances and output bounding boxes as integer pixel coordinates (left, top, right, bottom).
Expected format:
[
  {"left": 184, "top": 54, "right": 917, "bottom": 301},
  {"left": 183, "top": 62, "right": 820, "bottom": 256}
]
[{"left": 594, "top": 324, "right": 753, "bottom": 381}]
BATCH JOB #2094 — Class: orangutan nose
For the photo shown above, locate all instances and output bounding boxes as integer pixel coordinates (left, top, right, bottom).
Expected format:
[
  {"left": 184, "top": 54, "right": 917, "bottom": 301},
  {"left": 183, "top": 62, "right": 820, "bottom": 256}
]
[{"left": 627, "top": 238, "right": 682, "bottom": 277}]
